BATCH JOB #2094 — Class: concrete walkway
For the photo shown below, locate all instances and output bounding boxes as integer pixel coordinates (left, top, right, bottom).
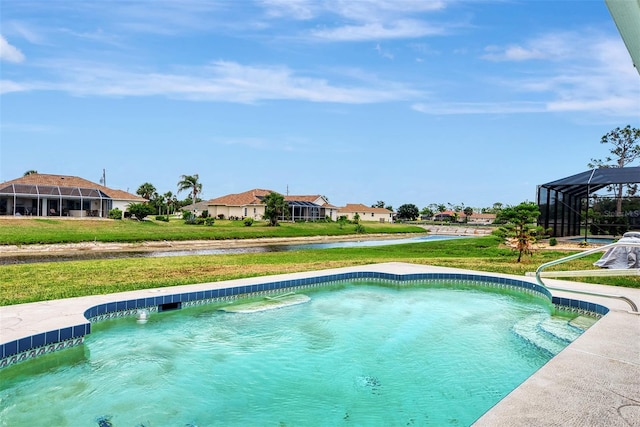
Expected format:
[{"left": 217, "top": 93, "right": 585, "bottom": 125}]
[{"left": 1, "top": 262, "right": 638, "bottom": 426}]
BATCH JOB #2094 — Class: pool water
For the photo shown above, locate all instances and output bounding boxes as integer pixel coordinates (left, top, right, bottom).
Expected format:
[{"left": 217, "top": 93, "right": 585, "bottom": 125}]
[{"left": 0, "top": 283, "right": 582, "bottom": 426}]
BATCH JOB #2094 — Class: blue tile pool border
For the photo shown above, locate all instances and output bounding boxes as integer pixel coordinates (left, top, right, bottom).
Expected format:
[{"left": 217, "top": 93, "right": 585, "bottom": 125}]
[{"left": 0, "top": 271, "right": 608, "bottom": 369}]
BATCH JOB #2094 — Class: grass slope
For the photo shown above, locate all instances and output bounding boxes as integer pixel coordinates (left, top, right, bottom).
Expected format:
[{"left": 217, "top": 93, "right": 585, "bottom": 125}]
[
  {"left": 0, "top": 218, "right": 424, "bottom": 244},
  {"left": 1, "top": 233, "right": 637, "bottom": 306}
]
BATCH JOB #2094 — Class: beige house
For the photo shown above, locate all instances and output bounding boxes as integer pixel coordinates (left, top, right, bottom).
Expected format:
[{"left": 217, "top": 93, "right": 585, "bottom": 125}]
[
  {"left": 337, "top": 203, "right": 395, "bottom": 223},
  {"left": 431, "top": 210, "right": 496, "bottom": 224},
  {"left": 0, "top": 173, "right": 145, "bottom": 218},
  {"left": 466, "top": 213, "right": 496, "bottom": 225},
  {"left": 207, "top": 189, "right": 337, "bottom": 221}
]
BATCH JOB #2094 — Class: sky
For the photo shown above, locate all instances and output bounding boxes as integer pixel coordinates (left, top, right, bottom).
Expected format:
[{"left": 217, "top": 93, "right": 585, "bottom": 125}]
[{"left": 1, "top": 0, "right": 639, "bottom": 211}]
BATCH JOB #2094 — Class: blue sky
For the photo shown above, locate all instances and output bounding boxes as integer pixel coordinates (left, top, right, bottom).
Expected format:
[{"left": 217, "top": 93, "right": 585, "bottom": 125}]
[{"left": 1, "top": 0, "right": 639, "bottom": 211}]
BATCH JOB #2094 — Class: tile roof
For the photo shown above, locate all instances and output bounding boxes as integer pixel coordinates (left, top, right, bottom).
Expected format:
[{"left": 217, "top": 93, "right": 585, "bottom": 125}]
[
  {"left": 338, "top": 203, "right": 394, "bottom": 214},
  {"left": 208, "top": 190, "right": 336, "bottom": 208},
  {"left": 208, "top": 189, "right": 274, "bottom": 206},
  {"left": 0, "top": 173, "right": 145, "bottom": 201}
]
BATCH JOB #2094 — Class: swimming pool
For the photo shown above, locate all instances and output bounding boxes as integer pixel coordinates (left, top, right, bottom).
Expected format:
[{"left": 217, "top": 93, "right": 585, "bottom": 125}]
[
  {"left": 568, "top": 236, "right": 615, "bottom": 244},
  {"left": 0, "top": 269, "right": 605, "bottom": 426}
]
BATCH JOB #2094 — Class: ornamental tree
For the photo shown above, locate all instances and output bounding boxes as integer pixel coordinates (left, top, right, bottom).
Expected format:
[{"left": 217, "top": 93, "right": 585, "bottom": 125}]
[{"left": 496, "top": 201, "right": 547, "bottom": 262}]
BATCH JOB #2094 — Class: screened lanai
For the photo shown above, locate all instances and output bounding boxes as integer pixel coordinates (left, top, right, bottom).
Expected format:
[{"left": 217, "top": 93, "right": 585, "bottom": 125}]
[
  {"left": 286, "top": 200, "right": 323, "bottom": 221},
  {"left": 537, "top": 167, "right": 640, "bottom": 237},
  {"left": 0, "top": 183, "right": 112, "bottom": 217}
]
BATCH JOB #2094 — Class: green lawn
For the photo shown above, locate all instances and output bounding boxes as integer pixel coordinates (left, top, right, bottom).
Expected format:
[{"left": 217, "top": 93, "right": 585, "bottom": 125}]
[
  {"left": 0, "top": 217, "right": 425, "bottom": 244},
  {"left": 1, "top": 223, "right": 637, "bottom": 305}
]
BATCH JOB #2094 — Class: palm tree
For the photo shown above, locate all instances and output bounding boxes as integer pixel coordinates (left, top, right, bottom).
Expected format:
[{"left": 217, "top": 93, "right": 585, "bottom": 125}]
[
  {"left": 163, "top": 191, "right": 174, "bottom": 214},
  {"left": 262, "top": 191, "right": 288, "bottom": 226},
  {"left": 177, "top": 174, "right": 203, "bottom": 205},
  {"left": 136, "top": 182, "right": 157, "bottom": 200}
]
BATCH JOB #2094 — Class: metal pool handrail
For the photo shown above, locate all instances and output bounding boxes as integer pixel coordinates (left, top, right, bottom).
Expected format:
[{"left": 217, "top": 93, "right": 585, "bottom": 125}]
[{"left": 533, "top": 241, "right": 640, "bottom": 313}]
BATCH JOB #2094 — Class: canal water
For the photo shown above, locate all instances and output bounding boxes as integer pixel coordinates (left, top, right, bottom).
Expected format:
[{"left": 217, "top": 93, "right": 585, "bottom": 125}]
[{"left": 0, "top": 235, "right": 465, "bottom": 265}]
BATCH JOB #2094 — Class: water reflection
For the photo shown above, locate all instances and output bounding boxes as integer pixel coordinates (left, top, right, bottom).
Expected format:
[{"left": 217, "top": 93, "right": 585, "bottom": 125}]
[{"left": 1, "top": 235, "right": 464, "bottom": 265}]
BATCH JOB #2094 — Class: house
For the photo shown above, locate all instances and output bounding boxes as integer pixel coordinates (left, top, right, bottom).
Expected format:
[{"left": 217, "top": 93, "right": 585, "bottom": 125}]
[
  {"left": 180, "top": 201, "right": 210, "bottom": 216},
  {"left": 0, "top": 173, "right": 145, "bottom": 218},
  {"left": 467, "top": 213, "right": 496, "bottom": 225},
  {"left": 337, "top": 203, "right": 394, "bottom": 223},
  {"left": 430, "top": 210, "right": 496, "bottom": 224},
  {"left": 207, "top": 189, "right": 337, "bottom": 221}
]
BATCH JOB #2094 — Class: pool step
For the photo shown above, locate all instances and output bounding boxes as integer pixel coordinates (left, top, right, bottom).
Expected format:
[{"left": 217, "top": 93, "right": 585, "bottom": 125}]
[
  {"left": 569, "top": 315, "right": 598, "bottom": 330},
  {"left": 512, "top": 314, "right": 584, "bottom": 356},
  {"left": 219, "top": 293, "right": 311, "bottom": 313},
  {"left": 538, "top": 317, "right": 583, "bottom": 343}
]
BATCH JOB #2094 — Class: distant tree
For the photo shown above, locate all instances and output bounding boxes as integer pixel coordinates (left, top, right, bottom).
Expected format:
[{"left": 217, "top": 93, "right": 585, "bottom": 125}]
[
  {"left": 397, "top": 203, "right": 419, "bottom": 221},
  {"left": 262, "top": 192, "right": 289, "bottom": 226},
  {"left": 420, "top": 207, "right": 434, "bottom": 218},
  {"left": 496, "top": 202, "right": 546, "bottom": 262},
  {"left": 127, "top": 203, "right": 155, "bottom": 221},
  {"left": 463, "top": 207, "right": 473, "bottom": 222},
  {"left": 588, "top": 125, "right": 640, "bottom": 216},
  {"left": 353, "top": 213, "right": 360, "bottom": 224},
  {"left": 23, "top": 170, "right": 38, "bottom": 176},
  {"left": 163, "top": 191, "right": 175, "bottom": 215},
  {"left": 177, "top": 174, "right": 203, "bottom": 206},
  {"left": 136, "top": 183, "right": 156, "bottom": 200},
  {"left": 371, "top": 201, "right": 393, "bottom": 211}
]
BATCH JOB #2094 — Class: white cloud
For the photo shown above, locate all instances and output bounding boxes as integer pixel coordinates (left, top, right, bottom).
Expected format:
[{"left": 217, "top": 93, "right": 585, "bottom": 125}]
[
  {"left": 375, "top": 43, "right": 394, "bottom": 59},
  {"left": 311, "top": 19, "right": 444, "bottom": 41},
  {"left": 259, "top": 0, "right": 449, "bottom": 41},
  {"left": 261, "top": 0, "right": 317, "bottom": 20},
  {"left": 482, "top": 32, "right": 580, "bottom": 62},
  {"left": 412, "top": 101, "right": 546, "bottom": 115},
  {"left": 21, "top": 60, "right": 422, "bottom": 104},
  {"left": 417, "top": 31, "right": 640, "bottom": 118},
  {"left": 0, "top": 35, "right": 25, "bottom": 63},
  {"left": 331, "top": 0, "right": 446, "bottom": 21},
  {"left": 0, "top": 79, "right": 28, "bottom": 94}
]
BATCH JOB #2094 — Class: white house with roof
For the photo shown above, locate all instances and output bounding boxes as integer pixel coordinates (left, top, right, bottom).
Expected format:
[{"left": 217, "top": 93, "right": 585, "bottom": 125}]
[
  {"left": 207, "top": 189, "right": 337, "bottom": 221},
  {"left": 0, "top": 173, "right": 145, "bottom": 218},
  {"left": 337, "top": 203, "right": 395, "bottom": 223},
  {"left": 430, "top": 210, "right": 496, "bottom": 224}
]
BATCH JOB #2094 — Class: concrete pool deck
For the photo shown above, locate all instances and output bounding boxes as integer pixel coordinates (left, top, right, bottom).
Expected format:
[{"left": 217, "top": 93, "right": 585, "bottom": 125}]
[{"left": 1, "top": 262, "right": 638, "bottom": 426}]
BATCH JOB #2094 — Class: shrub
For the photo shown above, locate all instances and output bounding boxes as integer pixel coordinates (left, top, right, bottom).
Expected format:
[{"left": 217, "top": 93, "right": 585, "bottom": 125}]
[
  {"left": 355, "top": 223, "right": 365, "bottom": 233},
  {"left": 127, "top": 203, "right": 155, "bottom": 221},
  {"left": 243, "top": 217, "right": 254, "bottom": 227},
  {"left": 183, "top": 210, "right": 196, "bottom": 224},
  {"left": 205, "top": 217, "right": 215, "bottom": 226},
  {"left": 155, "top": 215, "right": 169, "bottom": 222},
  {"left": 549, "top": 237, "right": 557, "bottom": 246},
  {"left": 217, "top": 214, "right": 225, "bottom": 220},
  {"left": 108, "top": 208, "right": 123, "bottom": 220}
]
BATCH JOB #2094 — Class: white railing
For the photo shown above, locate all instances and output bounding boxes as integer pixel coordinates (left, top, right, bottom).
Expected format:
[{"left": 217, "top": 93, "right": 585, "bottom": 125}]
[{"left": 530, "top": 241, "right": 640, "bottom": 312}]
